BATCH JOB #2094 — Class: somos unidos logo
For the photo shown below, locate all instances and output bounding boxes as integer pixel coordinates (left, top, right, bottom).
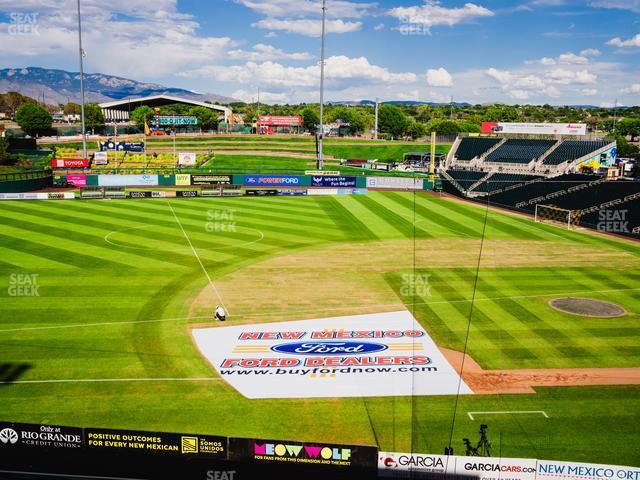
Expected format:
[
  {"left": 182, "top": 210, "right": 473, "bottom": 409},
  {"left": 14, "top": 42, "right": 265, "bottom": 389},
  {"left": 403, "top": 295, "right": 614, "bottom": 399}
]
[{"left": 271, "top": 341, "right": 388, "bottom": 356}]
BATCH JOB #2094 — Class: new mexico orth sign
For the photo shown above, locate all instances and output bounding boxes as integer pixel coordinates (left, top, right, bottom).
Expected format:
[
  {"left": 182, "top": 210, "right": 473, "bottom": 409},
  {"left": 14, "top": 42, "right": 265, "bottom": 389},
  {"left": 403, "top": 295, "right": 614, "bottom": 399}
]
[{"left": 192, "top": 311, "right": 472, "bottom": 399}]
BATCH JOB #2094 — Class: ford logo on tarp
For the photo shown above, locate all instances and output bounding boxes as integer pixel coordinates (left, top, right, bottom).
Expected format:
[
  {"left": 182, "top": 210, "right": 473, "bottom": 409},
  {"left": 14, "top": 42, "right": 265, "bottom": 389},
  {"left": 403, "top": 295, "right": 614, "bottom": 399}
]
[{"left": 271, "top": 341, "right": 388, "bottom": 355}]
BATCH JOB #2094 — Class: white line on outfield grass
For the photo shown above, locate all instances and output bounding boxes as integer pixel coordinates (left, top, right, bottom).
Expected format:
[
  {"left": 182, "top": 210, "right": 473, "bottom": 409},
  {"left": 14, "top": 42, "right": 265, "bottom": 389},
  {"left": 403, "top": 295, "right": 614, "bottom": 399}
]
[
  {"left": 467, "top": 411, "right": 549, "bottom": 420},
  {"left": 0, "top": 377, "right": 223, "bottom": 386},
  {"left": 1, "top": 287, "right": 639, "bottom": 335},
  {"left": 167, "top": 201, "right": 230, "bottom": 315}
]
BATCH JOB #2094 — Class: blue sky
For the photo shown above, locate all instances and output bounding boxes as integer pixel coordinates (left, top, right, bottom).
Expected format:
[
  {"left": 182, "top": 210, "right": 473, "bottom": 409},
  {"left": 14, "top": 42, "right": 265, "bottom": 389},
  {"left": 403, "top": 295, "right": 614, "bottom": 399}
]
[{"left": 0, "top": 0, "right": 639, "bottom": 105}]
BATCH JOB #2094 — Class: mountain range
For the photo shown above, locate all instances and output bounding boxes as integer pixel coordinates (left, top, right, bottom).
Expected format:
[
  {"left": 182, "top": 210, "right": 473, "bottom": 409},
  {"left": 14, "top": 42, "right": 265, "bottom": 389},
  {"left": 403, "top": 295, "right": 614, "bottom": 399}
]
[{"left": 0, "top": 67, "right": 238, "bottom": 105}]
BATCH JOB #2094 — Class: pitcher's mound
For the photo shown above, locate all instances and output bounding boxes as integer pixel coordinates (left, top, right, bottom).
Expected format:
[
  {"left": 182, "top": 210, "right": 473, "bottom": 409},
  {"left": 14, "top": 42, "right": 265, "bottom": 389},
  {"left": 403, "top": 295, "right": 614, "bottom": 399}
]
[{"left": 549, "top": 297, "right": 626, "bottom": 318}]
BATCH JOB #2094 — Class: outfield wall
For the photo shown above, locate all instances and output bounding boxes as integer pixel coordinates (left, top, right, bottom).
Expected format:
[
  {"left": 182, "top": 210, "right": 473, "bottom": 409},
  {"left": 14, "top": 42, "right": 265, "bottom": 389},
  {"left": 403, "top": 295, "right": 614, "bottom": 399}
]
[{"left": 379, "top": 452, "right": 640, "bottom": 480}]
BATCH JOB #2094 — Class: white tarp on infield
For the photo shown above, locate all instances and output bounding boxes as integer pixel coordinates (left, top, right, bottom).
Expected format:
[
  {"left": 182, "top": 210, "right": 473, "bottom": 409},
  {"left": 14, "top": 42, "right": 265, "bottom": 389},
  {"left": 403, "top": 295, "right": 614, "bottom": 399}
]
[{"left": 192, "top": 310, "right": 473, "bottom": 399}]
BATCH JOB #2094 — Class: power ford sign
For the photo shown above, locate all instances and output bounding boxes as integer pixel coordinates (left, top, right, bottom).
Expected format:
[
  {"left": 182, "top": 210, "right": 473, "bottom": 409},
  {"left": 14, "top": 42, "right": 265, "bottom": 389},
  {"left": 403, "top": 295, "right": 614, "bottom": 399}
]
[
  {"left": 311, "top": 176, "right": 356, "bottom": 187},
  {"left": 243, "top": 175, "right": 301, "bottom": 187},
  {"left": 271, "top": 341, "right": 388, "bottom": 355}
]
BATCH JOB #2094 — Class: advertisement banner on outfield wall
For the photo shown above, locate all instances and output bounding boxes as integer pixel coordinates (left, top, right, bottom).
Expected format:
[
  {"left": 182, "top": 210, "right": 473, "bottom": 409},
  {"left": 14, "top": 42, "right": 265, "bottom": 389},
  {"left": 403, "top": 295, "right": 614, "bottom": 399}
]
[
  {"left": 481, "top": 122, "right": 586, "bottom": 135},
  {"left": 378, "top": 454, "right": 640, "bottom": 480},
  {"left": 97, "top": 174, "right": 158, "bottom": 187},
  {"left": 536, "top": 459, "right": 640, "bottom": 480},
  {"left": 0, "top": 422, "right": 83, "bottom": 451},
  {"left": 175, "top": 174, "right": 191, "bottom": 186},
  {"left": 244, "top": 175, "right": 302, "bottom": 187},
  {"left": 307, "top": 188, "right": 339, "bottom": 196},
  {"left": 228, "top": 437, "right": 377, "bottom": 471},
  {"left": 85, "top": 427, "right": 226, "bottom": 459},
  {"left": 378, "top": 452, "right": 450, "bottom": 478},
  {"left": 191, "top": 174, "right": 232, "bottom": 185},
  {"left": 310, "top": 176, "right": 357, "bottom": 187},
  {"left": 366, "top": 176, "right": 423, "bottom": 190},
  {"left": 66, "top": 174, "right": 87, "bottom": 187},
  {"left": 192, "top": 310, "right": 472, "bottom": 399}
]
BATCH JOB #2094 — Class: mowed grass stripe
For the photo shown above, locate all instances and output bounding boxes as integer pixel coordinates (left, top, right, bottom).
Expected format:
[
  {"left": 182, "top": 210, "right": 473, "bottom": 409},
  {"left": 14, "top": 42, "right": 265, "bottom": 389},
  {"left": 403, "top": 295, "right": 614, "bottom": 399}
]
[
  {"left": 0, "top": 208, "right": 197, "bottom": 269},
  {"left": 380, "top": 191, "right": 479, "bottom": 237},
  {"left": 315, "top": 196, "right": 379, "bottom": 241},
  {"left": 351, "top": 194, "right": 430, "bottom": 239}
]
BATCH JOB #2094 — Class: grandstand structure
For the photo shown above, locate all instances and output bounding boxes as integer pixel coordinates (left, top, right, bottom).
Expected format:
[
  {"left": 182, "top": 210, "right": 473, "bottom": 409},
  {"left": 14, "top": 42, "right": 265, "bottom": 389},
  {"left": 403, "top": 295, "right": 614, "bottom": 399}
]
[{"left": 441, "top": 134, "right": 639, "bottom": 238}]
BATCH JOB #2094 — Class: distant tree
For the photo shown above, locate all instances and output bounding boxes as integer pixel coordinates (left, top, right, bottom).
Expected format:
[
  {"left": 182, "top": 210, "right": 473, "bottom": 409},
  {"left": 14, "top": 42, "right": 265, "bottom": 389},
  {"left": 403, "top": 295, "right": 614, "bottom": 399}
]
[
  {"left": 14, "top": 103, "right": 52, "bottom": 137},
  {"left": 611, "top": 134, "right": 639, "bottom": 158},
  {"left": 616, "top": 118, "right": 640, "bottom": 142},
  {"left": 131, "top": 106, "right": 155, "bottom": 129},
  {"left": 406, "top": 121, "right": 428, "bottom": 140},
  {"left": 0, "top": 92, "right": 37, "bottom": 117},
  {"left": 63, "top": 102, "right": 81, "bottom": 115},
  {"left": 378, "top": 105, "right": 410, "bottom": 138},
  {"left": 84, "top": 103, "right": 105, "bottom": 133},
  {"left": 188, "top": 106, "right": 217, "bottom": 131},
  {"left": 427, "top": 120, "right": 460, "bottom": 135},
  {"left": 301, "top": 106, "right": 319, "bottom": 133},
  {"left": 0, "top": 136, "right": 11, "bottom": 165}
]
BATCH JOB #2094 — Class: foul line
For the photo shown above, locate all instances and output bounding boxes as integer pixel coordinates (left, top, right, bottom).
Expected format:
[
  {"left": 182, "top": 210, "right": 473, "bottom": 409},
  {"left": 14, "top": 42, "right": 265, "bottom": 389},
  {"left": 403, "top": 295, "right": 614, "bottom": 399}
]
[
  {"left": 0, "top": 377, "right": 223, "bottom": 386},
  {"left": 467, "top": 410, "right": 549, "bottom": 420},
  {"left": 167, "top": 201, "right": 229, "bottom": 315},
  {"left": 1, "top": 287, "right": 638, "bottom": 335}
]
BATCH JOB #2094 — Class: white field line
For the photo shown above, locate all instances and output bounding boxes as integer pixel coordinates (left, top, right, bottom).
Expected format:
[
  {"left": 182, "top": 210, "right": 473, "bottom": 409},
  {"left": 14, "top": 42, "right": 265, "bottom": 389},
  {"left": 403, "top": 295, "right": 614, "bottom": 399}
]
[
  {"left": 1, "top": 287, "right": 638, "bottom": 334},
  {"left": 0, "top": 316, "right": 211, "bottom": 333},
  {"left": 467, "top": 410, "right": 549, "bottom": 420},
  {"left": 0, "top": 377, "right": 223, "bottom": 386},
  {"left": 167, "top": 201, "right": 229, "bottom": 315}
]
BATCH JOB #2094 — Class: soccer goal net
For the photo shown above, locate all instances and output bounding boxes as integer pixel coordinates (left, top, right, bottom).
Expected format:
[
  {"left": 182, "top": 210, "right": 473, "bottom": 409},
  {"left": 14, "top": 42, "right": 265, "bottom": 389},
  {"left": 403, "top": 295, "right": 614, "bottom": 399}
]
[{"left": 534, "top": 204, "right": 576, "bottom": 229}]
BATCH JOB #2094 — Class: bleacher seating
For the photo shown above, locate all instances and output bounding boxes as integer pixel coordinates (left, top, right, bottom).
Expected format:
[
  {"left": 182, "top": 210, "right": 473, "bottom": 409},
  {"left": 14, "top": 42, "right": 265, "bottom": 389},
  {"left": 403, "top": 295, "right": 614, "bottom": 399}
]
[
  {"left": 447, "top": 169, "right": 487, "bottom": 190},
  {"left": 543, "top": 140, "right": 609, "bottom": 166},
  {"left": 473, "top": 173, "right": 542, "bottom": 194},
  {"left": 485, "top": 139, "right": 556, "bottom": 164},
  {"left": 487, "top": 174, "right": 599, "bottom": 211},
  {"left": 455, "top": 137, "right": 502, "bottom": 161},
  {"left": 548, "top": 179, "right": 640, "bottom": 211}
]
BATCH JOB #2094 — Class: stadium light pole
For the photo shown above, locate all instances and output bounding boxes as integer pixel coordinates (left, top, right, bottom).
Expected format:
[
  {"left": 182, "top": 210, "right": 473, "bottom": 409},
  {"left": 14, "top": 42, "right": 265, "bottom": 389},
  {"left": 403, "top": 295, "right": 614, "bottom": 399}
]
[
  {"left": 317, "top": 0, "right": 327, "bottom": 170},
  {"left": 374, "top": 98, "right": 379, "bottom": 140},
  {"left": 76, "top": 0, "right": 87, "bottom": 159}
]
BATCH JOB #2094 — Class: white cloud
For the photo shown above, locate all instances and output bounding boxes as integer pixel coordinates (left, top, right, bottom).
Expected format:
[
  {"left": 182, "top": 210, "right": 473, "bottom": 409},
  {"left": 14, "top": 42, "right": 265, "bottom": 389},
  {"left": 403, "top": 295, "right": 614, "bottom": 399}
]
[
  {"left": 426, "top": 67, "right": 453, "bottom": 87},
  {"left": 0, "top": 0, "right": 236, "bottom": 79},
  {"left": 234, "top": 0, "right": 376, "bottom": 19},
  {"left": 607, "top": 33, "right": 640, "bottom": 47},
  {"left": 265, "top": 31, "right": 278, "bottom": 38},
  {"left": 508, "top": 89, "right": 530, "bottom": 100},
  {"left": 231, "top": 89, "right": 290, "bottom": 104},
  {"left": 580, "top": 48, "right": 601, "bottom": 57},
  {"left": 542, "top": 86, "right": 561, "bottom": 97},
  {"left": 622, "top": 83, "right": 640, "bottom": 94},
  {"left": 590, "top": 0, "right": 640, "bottom": 12},
  {"left": 558, "top": 52, "right": 589, "bottom": 64},
  {"left": 374, "top": 23, "right": 385, "bottom": 30},
  {"left": 252, "top": 18, "right": 362, "bottom": 36},
  {"left": 182, "top": 56, "right": 417, "bottom": 91},
  {"left": 229, "top": 44, "right": 312, "bottom": 61},
  {"left": 540, "top": 57, "right": 557, "bottom": 65},
  {"left": 546, "top": 68, "right": 597, "bottom": 84},
  {"left": 580, "top": 88, "right": 598, "bottom": 95},
  {"left": 388, "top": 1, "right": 493, "bottom": 31},
  {"left": 485, "top": 68, "right": 513, "bottom": 84}
]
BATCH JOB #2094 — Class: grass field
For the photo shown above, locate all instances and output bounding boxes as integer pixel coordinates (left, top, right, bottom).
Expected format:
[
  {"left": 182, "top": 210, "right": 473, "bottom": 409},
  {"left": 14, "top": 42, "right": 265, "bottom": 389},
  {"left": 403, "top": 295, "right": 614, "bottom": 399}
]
[{"left": 0, "top": 192, "right": 638, "bottom": 466}]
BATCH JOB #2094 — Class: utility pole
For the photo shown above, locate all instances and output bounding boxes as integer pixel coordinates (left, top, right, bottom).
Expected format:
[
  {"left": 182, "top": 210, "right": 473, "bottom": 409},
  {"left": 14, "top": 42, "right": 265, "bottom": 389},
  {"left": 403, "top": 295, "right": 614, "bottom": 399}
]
[
  {"left": 612, "top": 98, "right": 618, "bottom": 133},
  {"left": 77, "top": 0, "right": 87, "bottom": 159},
  {"left": 317, "top": 0, "right": 327, "bottom": 169},
  {"left": 374, "top": 98, "right": 379, "bottom": 140}
]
